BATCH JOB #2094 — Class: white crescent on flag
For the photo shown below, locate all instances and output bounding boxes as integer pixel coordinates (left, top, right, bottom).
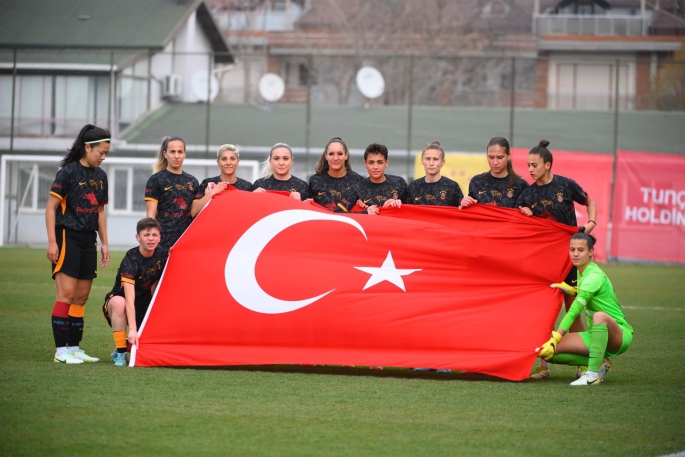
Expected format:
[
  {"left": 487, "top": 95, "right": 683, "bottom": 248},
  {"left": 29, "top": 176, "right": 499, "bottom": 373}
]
[{"left": 225, "top": 209, "right": 368, "bottom": 314}]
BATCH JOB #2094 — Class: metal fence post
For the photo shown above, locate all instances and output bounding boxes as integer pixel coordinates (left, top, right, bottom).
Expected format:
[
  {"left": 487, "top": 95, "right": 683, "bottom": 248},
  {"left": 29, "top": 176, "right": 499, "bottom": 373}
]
[
  {"left": 305, "top": 54, "right": 313, "bottom": 178},
  {"left": 10, "top": 49, "right": 17, "bottom": 152},
  {"left": 509, "top": 57, "right": 516, "bottom": 146},
  {"left": 406, "top": 54, "right": 414, "bottom": 181},
  {"left": 205, "top": 51, "right": 213, "bottom": 158},
  {"left": 607, "top": 59, "right": 621, "bottom": 260}
]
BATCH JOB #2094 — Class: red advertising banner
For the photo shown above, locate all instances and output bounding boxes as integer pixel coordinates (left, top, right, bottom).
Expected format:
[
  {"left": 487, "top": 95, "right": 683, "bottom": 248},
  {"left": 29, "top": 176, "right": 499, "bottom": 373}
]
[
  {"left": 611, "top": 151, "right": 685, "bottom": 262},
  {"left": 132, "top": 190, "right": 575, "bottom": 381},
  {"left": 511, "top": 148, "right": 613, "bottom": 262}
]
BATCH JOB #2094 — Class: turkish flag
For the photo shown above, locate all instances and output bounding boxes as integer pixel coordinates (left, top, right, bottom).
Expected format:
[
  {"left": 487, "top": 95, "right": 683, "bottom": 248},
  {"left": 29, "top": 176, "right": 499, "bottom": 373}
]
[{"left": 131, "top": 189, "right": 575, "bottom": 381}]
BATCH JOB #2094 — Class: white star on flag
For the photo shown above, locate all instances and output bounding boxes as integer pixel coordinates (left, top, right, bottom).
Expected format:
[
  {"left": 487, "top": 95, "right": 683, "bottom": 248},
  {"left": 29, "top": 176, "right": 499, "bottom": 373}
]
[{"left": 354, "top": 251, "right": 422, "bottom": 291}]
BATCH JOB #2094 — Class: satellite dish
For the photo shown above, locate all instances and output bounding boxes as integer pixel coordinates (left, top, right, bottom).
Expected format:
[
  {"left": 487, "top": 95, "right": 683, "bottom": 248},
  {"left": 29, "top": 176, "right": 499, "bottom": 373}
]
[
  {"left": 191, "top": 71, "right": 219, "bottom": 102},
  {"left": 259, "top": 73, "right": 285, "bottom": 103},
  {"left": 356, "top": 66, "right": 385, "bottom": 99}
]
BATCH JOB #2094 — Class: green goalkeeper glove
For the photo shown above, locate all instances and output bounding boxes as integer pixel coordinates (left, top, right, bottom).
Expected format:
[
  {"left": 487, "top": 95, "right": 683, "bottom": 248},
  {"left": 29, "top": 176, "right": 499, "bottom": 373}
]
[{"left": 537, "top": 331, "right": 563, "bottom": 361}]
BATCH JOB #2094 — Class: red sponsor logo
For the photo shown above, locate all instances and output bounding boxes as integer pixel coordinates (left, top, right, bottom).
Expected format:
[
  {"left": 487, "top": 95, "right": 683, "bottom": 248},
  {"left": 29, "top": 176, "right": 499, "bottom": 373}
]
[
  {"left": 83, "top": 192, "right": 99, "bottom": 205},
  {"left": 163, "top": 211, "right": 188, "bottom": 217},
  {"left": 76, "top": 207, "right": 98, "bottom": 213},
  {"left": 172, "top": 197, "right": 188, "bottom": 210},
  {"left": 52, "top": 183, "right": 63, "bottom": 190},
  {"left": 146, "top": 188, "right": 153, "bottom": 193}
]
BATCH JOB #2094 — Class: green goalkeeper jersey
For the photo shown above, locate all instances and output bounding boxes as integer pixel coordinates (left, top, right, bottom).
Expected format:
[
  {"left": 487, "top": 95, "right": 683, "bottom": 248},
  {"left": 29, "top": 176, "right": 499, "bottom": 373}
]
[{"left": 560, "top": 262, "right": 633, "bottom": 333}]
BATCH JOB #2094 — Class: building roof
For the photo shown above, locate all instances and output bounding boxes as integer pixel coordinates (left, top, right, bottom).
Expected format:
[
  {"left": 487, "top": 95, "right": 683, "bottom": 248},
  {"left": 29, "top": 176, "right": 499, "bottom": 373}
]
[{"left": 0, "top": 0, "right": 229, "bottom": 54}]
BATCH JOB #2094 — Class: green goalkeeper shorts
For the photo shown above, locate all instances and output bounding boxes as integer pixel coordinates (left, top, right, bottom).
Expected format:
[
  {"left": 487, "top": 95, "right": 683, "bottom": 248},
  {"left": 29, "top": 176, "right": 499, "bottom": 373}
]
[{"left": 578, "top": 323, "right": 633, "bottom": 357}]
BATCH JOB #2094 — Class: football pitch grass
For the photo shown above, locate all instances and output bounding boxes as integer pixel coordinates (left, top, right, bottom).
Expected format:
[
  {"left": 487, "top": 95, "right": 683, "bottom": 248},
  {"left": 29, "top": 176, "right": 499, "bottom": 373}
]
[{"left": 1, "top": 247, "right": 684, "bottom": 457}]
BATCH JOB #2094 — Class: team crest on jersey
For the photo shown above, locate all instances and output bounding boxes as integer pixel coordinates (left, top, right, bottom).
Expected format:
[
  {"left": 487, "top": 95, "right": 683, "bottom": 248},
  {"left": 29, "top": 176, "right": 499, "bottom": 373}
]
[
  {"left": 556, "top": 192, "right": 564, "bottom": 203},
  {"left": 507, "top": 188, "right": 514, "bottom": 198},
  {"left": 439, "top": 190, "right": 447, "bottom": 200},
  {"left": 100, "top": 180, "right": 104, "bottom": 190},
  {"left": 176, "top": 184, "right": 186, "bottom": 190},
  {"left": 187, "top": 182, "right": 194, "bottom": 191},
  {"left": 156, "top": 260, "right": 162, "bottom": 270},
  {"left": 391, "top": 190, "right": 398, "bottom": 199}
]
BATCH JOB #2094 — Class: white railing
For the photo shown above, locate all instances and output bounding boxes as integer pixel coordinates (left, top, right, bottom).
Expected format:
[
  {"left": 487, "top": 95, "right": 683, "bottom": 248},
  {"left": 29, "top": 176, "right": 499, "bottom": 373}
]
[{"left": 533, "top": 14, "right": 647, "bottom": 36}]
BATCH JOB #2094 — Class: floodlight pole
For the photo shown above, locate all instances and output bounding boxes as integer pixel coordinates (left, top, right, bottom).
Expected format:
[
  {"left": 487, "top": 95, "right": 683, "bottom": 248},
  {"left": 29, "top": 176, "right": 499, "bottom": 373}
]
[
  {"left": 9, "top": 49, "right": 17, "bottom": 153},
  {"left": 406, "top": 54, "right": 414, "bottom": 181},
  {"left": 607, "top": 59, "right": 621, "bottom": 260}
]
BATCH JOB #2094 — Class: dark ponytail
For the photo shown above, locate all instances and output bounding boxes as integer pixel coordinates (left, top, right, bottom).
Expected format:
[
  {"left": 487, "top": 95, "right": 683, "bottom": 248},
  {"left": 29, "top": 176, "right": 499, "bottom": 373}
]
[
  {"left": 571, "top": 232, "right": 597, "bottom": 250},
  {"left": 61, "top": 124, "right": 110, "bottom": 167},
  {"left": 528, "top": 139, "right": 553, "bottom": 169},
  {"left": 487, "top": 136, "right": 521, "bottom": 188}
]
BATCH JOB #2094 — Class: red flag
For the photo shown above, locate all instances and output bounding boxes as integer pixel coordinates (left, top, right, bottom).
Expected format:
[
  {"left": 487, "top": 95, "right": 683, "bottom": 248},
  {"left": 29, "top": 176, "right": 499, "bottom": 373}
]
[{"left": 132, "top": 191, "right": 575, "bottom": 381}]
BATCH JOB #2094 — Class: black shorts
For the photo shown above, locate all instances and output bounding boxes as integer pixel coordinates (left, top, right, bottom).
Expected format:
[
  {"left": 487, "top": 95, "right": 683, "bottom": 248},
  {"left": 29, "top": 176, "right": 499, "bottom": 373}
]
[
  {"left": 102, "top": 293, "right": 148, "bottom": 329},
  {"left": 52, "top": 228, "right": 98, "bottom": 280},
  {"left": 563, "top": 265, "right": 578, "bottom": 287},
  {"left": 102, "top": 293, "right": 115, "bottom": 327}
]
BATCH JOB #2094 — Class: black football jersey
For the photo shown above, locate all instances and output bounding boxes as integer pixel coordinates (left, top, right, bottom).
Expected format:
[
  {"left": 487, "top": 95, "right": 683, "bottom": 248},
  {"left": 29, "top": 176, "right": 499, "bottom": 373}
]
[
  {"left": 309, "top": 172, "right": 365, "bottom": 213},
  {"left": 50, "top": 161, "right": 108, "bottom": 231},
  {"left": 468, "top": 172, "right": 529, "bottom": 209},
  {"left": 198, "top": 176, "right": 253, "bottom": 196},
  {"left": 515, "top": 175, "right": 588, "bottom": 226},
  {"left": 251, "top": 175, "right": 310, "bottom": 200},
  {"left": 405, "top": 176, "right": 463, "bottom": 207},
  {"left": 145, "top": 170, "right": 200, "bottom": 248},
  {"left": 356, "top": 174, "right": 408, "bottom": 207},
  {"left": 108, "top": 246, "right": 168, "bottom": 327}
]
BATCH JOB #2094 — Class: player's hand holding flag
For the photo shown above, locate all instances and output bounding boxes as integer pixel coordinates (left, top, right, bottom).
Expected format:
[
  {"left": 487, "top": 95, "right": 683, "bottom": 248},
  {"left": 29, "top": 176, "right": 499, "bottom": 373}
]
[{"left": 537, "top": 331, "right": 563, "bottom": 360}]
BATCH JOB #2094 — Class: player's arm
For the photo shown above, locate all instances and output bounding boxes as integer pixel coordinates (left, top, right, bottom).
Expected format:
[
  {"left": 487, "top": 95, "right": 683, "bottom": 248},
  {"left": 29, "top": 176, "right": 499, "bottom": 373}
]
[
  {"left": 190, "top": 182, "right": 228, "bottom": 217},
  {"left": 123, "top": 282, "right": 139, "bottom": 345},
  {"left": 146, "top": 200, "right": 158, "bottom": 219},
  {"left": 583, "top": 196, "right": 597, "bottom": 234},
  {"left": 45, "top": 195, "right": 61, "bottom": 263},
  {"left": 97, "top": 204, "right": 109, "bottom": 267}
]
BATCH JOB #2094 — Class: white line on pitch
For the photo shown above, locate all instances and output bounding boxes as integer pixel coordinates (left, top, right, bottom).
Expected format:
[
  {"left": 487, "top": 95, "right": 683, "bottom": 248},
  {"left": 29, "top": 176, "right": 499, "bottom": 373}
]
[
  {"left": 0, "top": 282, "right": 110, "bottom": 290},
  {"left": 622, "top": 306, "right": 683, "bottom": 311}
]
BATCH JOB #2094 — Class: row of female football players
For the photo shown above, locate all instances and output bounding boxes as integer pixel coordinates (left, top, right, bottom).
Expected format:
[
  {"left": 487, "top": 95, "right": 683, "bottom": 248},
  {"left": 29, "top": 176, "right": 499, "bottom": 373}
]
[{"left": 47, "top": 124, "right": 633, "bottom": 385}]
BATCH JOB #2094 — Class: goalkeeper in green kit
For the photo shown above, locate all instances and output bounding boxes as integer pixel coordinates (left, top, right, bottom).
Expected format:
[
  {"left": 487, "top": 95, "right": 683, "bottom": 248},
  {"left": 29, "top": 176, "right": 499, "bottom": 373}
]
[{"left": 537, "top": 233, "right": 633, "bottom": 386}]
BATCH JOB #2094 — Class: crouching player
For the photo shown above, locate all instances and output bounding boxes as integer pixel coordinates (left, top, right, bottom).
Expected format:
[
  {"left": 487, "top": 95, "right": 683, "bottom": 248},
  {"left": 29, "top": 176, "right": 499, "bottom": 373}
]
[
  {"left": 102, "top": 218, "right": 167, "bottom": 366},
  {"left": 537, "top": 233, "right": 633, "bottom": 385}
]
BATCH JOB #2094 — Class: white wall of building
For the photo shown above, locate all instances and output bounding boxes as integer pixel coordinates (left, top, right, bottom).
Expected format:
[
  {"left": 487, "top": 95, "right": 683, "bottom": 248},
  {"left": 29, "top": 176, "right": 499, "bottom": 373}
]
[{"left": 547, "top": 52, "right": 636, "bottom": 110}]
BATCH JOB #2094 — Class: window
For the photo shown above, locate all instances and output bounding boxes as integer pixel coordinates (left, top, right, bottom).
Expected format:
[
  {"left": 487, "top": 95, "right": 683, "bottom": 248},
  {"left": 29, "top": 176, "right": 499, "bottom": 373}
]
[
  {"left": 18, "top": 163, "right": 60, "bottom": 212},
  {"left": 0, "top": 74, "right": 110, "bottom": 138},
  {"left": 108, "top": 166, "right": 149, "bottom": 215}
]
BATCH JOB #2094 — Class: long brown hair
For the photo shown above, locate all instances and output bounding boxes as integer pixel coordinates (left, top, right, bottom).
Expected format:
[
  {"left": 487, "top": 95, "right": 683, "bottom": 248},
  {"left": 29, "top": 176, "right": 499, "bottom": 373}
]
[
  {"left": 314, "top": 137, "right": 353, "bottom": 175},
  {"left": 487, "top": 136, "right": 522, "bottom": 188}
]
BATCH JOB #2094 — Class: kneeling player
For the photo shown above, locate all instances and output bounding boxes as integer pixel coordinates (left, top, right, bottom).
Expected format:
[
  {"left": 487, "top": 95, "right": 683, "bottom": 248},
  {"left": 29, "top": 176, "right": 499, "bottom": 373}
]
[
  {"left": 536, "top": 233, "right": 633, "bottom": 385},
  {"left": 102, "top": 218, "right": 167, "bottom": 366}
]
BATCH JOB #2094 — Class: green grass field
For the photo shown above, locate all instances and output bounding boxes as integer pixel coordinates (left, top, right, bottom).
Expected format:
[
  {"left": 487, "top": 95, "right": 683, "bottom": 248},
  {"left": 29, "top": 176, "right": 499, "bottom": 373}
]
[{"left": 1, "top": 247, "right": 684, "bottom": 456}]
